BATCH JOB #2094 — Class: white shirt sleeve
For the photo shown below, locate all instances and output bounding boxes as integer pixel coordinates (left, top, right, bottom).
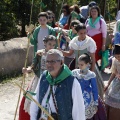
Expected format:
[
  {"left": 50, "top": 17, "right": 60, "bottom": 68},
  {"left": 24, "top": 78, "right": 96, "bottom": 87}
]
[
  {"left": 87, "top": 38, "right": 97, "bottom": 53},
  {"left": 116, "top": 10, "right": 120, "bottom": 21},
  {"left": 72, "top": 78, "right": 85, "bottom": 120},
  {"left": 30, "top": 77, "right": 41, "bottom": 120}
]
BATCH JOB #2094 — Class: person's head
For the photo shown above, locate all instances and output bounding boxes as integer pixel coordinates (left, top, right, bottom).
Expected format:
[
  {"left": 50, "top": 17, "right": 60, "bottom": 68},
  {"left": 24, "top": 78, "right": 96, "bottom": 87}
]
[
  {"left": 75, "top": 23, "right": 87, "bottom": 40},
  {"left": 88, "top": 1, "right": 97, "bottom": 8},
  {"left": 70, "top": 20, "right": 80, "bottom": 33},
  {"left": 89, "top": 6, "right": 100, "bottom": 18},
  {"left": 113, "top": 44, "right": 120, "bottom": 62},
  {"left": 69, "top": 5, "right": 74, "bottom": 12},
  {"left": 62, "top": 4, "right": 70, "bottom": 16},
  {"left": 43, "top": 35, "right": 57, "bottom": 51},
  {"left": 46, "top": 10, "right": 55, "bottom": 23},
  {"left": 73, "top": 4, "right": 80, "bottom": 14},
  {"left": 38, "top": 12, "right": 48, "bottom": 26},
  {"left": 45, "top": 49, "right": 64, "bottom": 77},
  {"left": 78, "top": 53, "right": 91, "bottom": 70}
]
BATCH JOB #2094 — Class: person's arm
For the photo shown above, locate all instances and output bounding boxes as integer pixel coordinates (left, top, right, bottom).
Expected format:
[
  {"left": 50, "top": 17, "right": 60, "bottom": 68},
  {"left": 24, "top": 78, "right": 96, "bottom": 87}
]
[
  {"left": 62, "top": 49, "right": 74, "bottom": 57},
  {"left": 72, "top": 78, "right": 85, "bottom": 120},
  {"left": 88, "top": 38, "right": 96, "bottom": 71},
  {"left": 30, "top": 77, "right": 41, "bottom": 120},
  {"left": 101, "top": 19, "right": 107, "bottom": 51},
  {"left": 30, "top": 28, "right": 38, "bottom": 45},
  {"left": 102, "top": 37, "right": 106, "bottom": 51},
  {"left": 90, "top": 77, "right": 98, "bottom": 105},
  {"left": 104, "top": 58, "right": 117, "bottom": 91},
  {"left": 89, "top": 53, "right": 95, "bottom": 71},
  {"left": 64, "top": 36, "right": 71, "bottom": 43},
  {"left": 116, "top": 10, "right": 120, "bottom": 21},
  {"left": 104, "top": 73, "right": 116, "bottom": 92}
]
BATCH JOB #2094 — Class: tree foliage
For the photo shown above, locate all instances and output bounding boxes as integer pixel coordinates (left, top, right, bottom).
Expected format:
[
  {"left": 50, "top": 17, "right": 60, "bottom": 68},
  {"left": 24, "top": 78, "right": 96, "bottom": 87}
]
[{"left": 0, "top": 0, "right": 118, "bottom": 41}]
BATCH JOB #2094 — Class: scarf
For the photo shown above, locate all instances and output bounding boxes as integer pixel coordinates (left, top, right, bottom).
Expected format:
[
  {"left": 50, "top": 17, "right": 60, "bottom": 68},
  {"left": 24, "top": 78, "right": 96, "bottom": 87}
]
[
  {"left": 47, "top": 22, "right": 52, "bottom": 27},
  {"left": 46, "top": 64, "right": 72, "bottom": 85},
  {"left": 68, "top": 29, "right": 77, "bottom": 40},
  {"left": 88, "top": 17, "right": 100, "bottom": 28}
]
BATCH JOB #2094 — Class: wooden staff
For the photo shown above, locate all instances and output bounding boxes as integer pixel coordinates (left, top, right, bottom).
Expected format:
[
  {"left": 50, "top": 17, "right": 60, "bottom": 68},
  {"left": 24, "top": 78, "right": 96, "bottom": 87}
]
[
  {"left": 14, "top": 0, "right": 34, "bottom": 119},
  {"left": 14, "top": 82, "right": 54, "bottom": 120},
  {"left": 40, "top": 0, "right": 42, "bottom": 12},
  {"left": 14, "top": 34, "right": 31, "bottom": 120}
]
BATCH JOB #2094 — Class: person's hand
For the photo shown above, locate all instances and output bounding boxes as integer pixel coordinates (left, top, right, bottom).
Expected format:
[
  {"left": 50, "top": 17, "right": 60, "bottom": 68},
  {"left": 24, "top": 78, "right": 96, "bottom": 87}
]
[
  {"left": 116, "top": 73, "right": 120, "bottom": 79},
  {"left": 102, "top": 45, "right": 105, "bottom": 51},
  {"left": 36, "top": 50, "right": 43, "bottom": 56},
  {"left": 22, "top": 67, "right": 28, "bottom": 74},
  {"left": 57, "top": 47, "right": 62, "bottom": 51},
  {"left": 65, "top": 36, "right": 71, "bottom": 43},
  {"left": 27, "top": 66, "right": 32, "bottom": 73},
  {"left": 109, "top": 33, "right": 114, "bottom": 39},
  {"left": 94, "top": 105, "right": 98, "bottom": 112}
]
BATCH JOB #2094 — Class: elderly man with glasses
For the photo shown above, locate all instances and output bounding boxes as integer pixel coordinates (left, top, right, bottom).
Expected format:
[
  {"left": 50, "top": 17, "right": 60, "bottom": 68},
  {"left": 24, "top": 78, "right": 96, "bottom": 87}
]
[{"left": 30, "top": 49, "right": 85, "bottom": 120}]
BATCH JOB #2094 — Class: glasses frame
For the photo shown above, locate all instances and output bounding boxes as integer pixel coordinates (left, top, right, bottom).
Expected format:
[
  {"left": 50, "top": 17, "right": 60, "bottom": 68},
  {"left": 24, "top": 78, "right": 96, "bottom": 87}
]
[{"left": 45, "top": 60, "right": 61, "bottom": 64}]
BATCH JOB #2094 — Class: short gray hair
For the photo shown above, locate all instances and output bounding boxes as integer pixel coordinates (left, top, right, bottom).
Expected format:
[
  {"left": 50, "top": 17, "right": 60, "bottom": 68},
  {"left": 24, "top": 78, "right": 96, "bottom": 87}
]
[{"left": 46, "top": 49, "right": 64, "bottom": 61}]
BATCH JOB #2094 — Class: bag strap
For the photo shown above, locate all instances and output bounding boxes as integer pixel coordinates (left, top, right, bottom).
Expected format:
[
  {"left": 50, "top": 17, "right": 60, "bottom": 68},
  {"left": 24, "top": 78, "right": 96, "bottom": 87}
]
[{"left": 50, "top": 85, "right": 58, "bottom": 113}]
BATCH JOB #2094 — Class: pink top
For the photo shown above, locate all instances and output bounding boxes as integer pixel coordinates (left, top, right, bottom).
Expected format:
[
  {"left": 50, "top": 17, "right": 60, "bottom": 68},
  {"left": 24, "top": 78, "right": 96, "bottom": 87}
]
[{"left": 85, "top": 18, "right": 107, "bottom": 38}]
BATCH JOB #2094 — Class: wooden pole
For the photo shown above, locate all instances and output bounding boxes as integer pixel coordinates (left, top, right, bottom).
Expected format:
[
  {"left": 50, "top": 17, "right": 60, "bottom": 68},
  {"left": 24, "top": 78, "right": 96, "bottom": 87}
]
[
  {"left": 118, "top": 0, "right": 120, "bottom": 11},
  {"left": 40, "top": 0, "right": 42, "bottom": 12},
  {"left": 103, "top": 0, "right": 107, "bottom": 18},
  {"left": 14, "top": 82, "right": 54, "bottom": 120},
  {"left": 14, "top": 0, "right": 34, "bottom": 119},
  {"left": 14, "top": 36, "right": 31, "bottom": 120}
]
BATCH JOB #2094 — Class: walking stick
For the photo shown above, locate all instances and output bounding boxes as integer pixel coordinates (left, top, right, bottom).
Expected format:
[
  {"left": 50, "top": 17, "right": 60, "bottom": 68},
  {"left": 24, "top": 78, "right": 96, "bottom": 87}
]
[
  {"left": 13, "top": 0, "right": 34, "bottom": 119},
  {"left": 14, "top": 82, "right": 54, "bottom": 120},
  {"left": 57, "top": 0, "right": 65, "bottom": 48}
]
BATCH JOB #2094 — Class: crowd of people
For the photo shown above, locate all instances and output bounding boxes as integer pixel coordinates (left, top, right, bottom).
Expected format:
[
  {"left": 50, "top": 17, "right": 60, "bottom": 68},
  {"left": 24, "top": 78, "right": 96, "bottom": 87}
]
[{"left": 18, "top": 1, "right": 120, "bottom": 120}]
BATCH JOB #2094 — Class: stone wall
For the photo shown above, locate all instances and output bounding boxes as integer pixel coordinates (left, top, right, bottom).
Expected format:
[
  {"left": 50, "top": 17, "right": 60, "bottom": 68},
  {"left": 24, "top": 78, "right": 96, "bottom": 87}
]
[{"left": 0, "top": 37, "right": 34, "bottom": 78}]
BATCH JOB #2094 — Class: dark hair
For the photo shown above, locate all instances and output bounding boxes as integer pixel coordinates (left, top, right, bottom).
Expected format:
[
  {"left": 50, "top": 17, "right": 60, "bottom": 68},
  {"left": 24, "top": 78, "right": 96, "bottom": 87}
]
[
  {"left": 43, "top": 35, "right": 56, "bottom": 43},
  {"left": 88, "top": 1, "right": 97, "bottom": 7},
  {"left": 89, "top": 6, "right": 101, "bottom": 17},
  {"left": 75, "top": 23, "right": 86, "bottom": 32},
  {"left": 70, "top": 20, "right": 80, "bottom": 27},
  {"left": 38, "top": 12, "right": 48, "bottom": 19},
  {"left": 62, "top": 4, "right": 70, "bottom": 15},
  {"left": 74, "top": 4, "right": 80, "bottom": 14},
  {"left": 46, "top": 10, "right": 55, "bottom": 28},
  {"left": 78, "top": 53, "right": 91, "bottom": 64},
  {"left": 113, "top": 44, "right": 120, "bottom": 55}
]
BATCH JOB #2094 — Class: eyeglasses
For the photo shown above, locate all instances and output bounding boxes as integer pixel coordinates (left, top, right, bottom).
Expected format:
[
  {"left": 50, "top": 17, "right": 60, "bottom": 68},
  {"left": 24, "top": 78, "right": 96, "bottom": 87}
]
[
  {"left": 39, "top": 19, "right": 46, "bottom": 22},
  {"left": 48, "top": 16, "right": 54, "bottom": 19},
  {"left": 45, "top": 60, "right": 61, "bottom": 64}
]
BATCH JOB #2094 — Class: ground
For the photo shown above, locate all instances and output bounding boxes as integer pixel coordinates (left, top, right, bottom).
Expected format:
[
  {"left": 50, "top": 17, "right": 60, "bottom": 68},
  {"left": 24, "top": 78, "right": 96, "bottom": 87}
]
[
  {"left": 0, "top": 73, "right": 33, "bottom": 120},
  {"left": 0, "top": 71, "right": 110, "bottom": 120}
]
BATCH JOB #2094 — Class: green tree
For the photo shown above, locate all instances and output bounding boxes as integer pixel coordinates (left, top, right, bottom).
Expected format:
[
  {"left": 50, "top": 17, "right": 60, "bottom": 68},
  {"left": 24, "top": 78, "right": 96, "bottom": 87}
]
[{"left": 0, "top": 0, "right": 18, "bottom": 40}]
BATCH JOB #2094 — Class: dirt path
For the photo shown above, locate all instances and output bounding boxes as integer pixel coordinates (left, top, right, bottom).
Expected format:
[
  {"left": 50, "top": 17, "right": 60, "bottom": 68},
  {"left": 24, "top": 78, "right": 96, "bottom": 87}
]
[{"left": 0, "top": 74, "right": 33, "bottom": 120}]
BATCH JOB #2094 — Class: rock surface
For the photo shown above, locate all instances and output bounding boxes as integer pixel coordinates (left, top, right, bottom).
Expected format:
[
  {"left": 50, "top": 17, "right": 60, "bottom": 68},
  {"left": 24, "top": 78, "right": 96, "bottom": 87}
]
[{"left": 0, "top": 37, "right": 34, "bottom": 79}]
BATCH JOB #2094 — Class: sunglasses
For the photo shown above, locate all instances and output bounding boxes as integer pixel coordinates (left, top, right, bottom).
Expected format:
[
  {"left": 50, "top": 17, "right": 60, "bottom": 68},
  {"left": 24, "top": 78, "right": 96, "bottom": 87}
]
[{"left": 48, "top": 16, "right": 54, "bottom": 19}]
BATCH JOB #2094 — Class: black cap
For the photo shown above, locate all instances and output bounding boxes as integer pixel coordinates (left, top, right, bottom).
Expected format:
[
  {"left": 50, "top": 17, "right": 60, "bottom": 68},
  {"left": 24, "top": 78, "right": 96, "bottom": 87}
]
[
  {"left": 89, "top": 1, "right": 97, "bottom": 7},
  {"left": 113, "top": 44, "right": 120, "bottom": 55}
]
